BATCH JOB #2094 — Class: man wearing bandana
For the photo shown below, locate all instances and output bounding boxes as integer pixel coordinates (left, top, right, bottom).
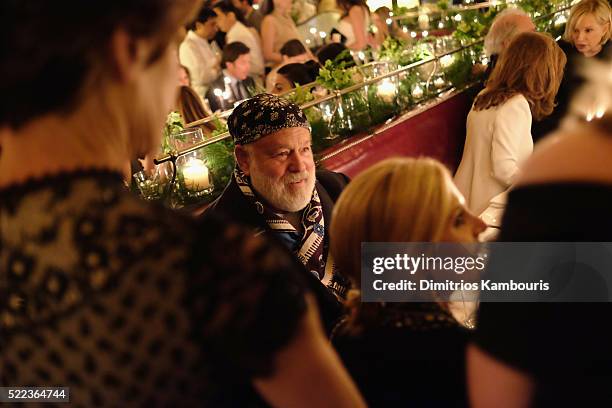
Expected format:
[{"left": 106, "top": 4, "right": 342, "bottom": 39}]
[{"left": 206, "top": 93, "right": 350, "bottom": 334}]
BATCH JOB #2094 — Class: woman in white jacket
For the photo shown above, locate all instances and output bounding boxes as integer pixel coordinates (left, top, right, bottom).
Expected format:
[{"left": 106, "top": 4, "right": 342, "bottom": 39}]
[{"left": 455, "top": 32, "right": 566, "bottom": 216}]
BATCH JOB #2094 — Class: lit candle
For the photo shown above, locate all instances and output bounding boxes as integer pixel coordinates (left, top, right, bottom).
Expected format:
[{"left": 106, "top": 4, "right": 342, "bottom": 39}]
[
  {"left": 182, "top": 159, "right": 211, "bottom": 191},
  {"left": 418, "top": 13, "right": 430, "bottom": 30},
  {"left": 412, "top": 84, "right": 424, "bottom": 99},
  {"left": 319, "top": 31, "right": 327, "bottom": 46},
  {"left": 433, "top": 77, "right": 445, "bottom": 89},
  {"left": 213, "top": 88, "right": 226, "bottom": 110},
  {"left": 377, "top": 80, "right": 396, "bottom": 103},
  {"left": 554, "top": 14, "right": 567, "bottom": 27},
  {"left": 440, "top": 55, "right": 455, "bottom": 68}
]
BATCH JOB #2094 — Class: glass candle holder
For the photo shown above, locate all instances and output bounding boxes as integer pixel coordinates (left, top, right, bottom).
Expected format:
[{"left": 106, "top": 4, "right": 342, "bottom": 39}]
[
  {"left": 133, "top": 162, "right": 172, "bottom": 201},
  {"left": 170, "top": 127, "right": 205, "bottom": 152},
  {"left": 171, "top": 128, "right": 215, "bottom": 198},
  {"left": 177, "top": 152, "right": 214, "bottom": 198}
]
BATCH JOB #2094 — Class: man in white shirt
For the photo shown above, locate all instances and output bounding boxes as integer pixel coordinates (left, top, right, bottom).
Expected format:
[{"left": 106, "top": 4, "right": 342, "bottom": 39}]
[
  {"left": 213, "top": 4, "right": 265, "bottom": 85},
  {"left": 179, "top": 8, "right": 222, "bottom": 98}
]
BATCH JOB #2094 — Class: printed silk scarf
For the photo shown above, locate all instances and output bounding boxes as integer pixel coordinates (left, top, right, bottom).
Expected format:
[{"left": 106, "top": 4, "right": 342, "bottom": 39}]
[
  {"left": 234, "top": 167, "right": 326, "bottom": 273},
  {"left": 234, "top": 168, "right": 348, "bottom": 298}
]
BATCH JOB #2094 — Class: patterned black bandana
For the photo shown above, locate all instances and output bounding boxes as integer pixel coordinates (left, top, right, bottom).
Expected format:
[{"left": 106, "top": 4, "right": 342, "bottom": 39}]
[{"left": 228, "top": 93, "right": 310, "bottom": 145}]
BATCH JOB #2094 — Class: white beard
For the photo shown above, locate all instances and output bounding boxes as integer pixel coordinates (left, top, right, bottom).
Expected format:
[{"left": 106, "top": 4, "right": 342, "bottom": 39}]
[{"left": 250, "top": 167, "right": 316, "bottom": 212}]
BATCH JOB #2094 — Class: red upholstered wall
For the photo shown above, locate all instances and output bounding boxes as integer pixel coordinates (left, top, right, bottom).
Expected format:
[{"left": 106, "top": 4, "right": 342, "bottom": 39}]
[{"left": 319, "top": 89, "right": 473, "bottom": 178}]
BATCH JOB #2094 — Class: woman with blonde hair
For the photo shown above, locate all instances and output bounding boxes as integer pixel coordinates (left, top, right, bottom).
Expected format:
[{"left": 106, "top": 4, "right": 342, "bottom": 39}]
[
  {"left": 454, "top": 32, "right": 566, "bottom": 216},
  {"left": 330, "top": 157, "right": 486, "bottom": 407},
  {"left": 534, "top": 0, "right": 612, "bottom": 139},
  {"left": 564, "top": 0, "right": 611, "bottom": 58}
]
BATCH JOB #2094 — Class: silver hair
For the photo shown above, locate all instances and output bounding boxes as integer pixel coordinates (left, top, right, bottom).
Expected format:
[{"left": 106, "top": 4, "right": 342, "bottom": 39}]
[{"left": 484, "top": 8, "right": 532, "bottom": 57}]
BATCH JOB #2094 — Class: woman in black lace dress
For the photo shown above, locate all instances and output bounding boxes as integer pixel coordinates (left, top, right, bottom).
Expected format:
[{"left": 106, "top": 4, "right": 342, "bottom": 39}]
[
  {"left": 329, "top": 158, "right": 486, "bottom": 407},
  {"left": 0, "top": 1, "right": 365, "bottom": 407}
]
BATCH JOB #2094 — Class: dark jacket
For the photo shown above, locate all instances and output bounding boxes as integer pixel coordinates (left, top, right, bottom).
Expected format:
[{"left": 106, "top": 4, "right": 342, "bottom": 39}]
[
  {"left": 205, "top": 74, "right": 256, "bottom": 113},
  {"left": 204, "top": 169, "right": 350, "bottom": 335},
  {"left": 532, "top": 40, "right": 612, "bottom": 143}
]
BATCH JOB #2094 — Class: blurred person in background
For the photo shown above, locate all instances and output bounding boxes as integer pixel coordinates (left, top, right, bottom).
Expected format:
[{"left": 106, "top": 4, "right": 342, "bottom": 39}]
[
  {"left": 231, "top": 0, "right": 264, "bottom": 31},
  {"left": 261, "top": 0, "right": 304, "bottom": 65},
  {"left": 179, "top": 64, "right": 192, "bottom": 86},
  {"left": 179, "top": 7, "right": 222, "bottom": 97},
  {"left": 483, "top": 8, "right": 535, "bottom": 80},
  {"left": 205, "top": 41, "right": 256, "bottom": 112},
  {"left": 371, "top": 6, "right": 411, "bottom": 44},
  {"left": 268, "top": 62, "right": 318, "bottom": 94},
  {"left": 266, "top": 39, "right": 320, "bottom": 91},
  {"left": 332, "top": 0, "right": 377, "bottom": 50},
  {"left": 316, "top": 42, "right": 355, "bottom": 66},
  {"left": 214, "top": 3, "right": 265, "bottom": 84}
]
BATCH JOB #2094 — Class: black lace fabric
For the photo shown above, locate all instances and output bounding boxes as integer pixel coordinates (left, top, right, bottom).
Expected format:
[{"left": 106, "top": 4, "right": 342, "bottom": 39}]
[{"left": 0, "top": 170, "right": 307, "bottom": 407}]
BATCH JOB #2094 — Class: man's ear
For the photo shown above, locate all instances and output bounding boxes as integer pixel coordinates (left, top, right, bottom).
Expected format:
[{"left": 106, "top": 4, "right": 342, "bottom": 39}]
[
  {"left": 107, "top": 28, "right": 143, "bottom": 83},
  {"left": 235, "top": 145, "right": 251, "bottom": 176}
]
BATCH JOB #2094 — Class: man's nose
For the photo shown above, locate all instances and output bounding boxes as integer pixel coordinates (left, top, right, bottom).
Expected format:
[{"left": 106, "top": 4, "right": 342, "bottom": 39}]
[{"left": 288, "top": 151, "right": 308, "bottom": 172}]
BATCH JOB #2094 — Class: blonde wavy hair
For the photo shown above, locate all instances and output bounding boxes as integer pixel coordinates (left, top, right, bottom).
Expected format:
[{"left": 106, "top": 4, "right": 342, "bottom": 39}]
[
  {"left": 563, "top": 0, "right": 612, "bottom": 46},
  {"left": 330, "top": 157, "right": 458, "bottom": 288},
  {"left": 474, "top": 32, "right": 566, "bottom": 121}
]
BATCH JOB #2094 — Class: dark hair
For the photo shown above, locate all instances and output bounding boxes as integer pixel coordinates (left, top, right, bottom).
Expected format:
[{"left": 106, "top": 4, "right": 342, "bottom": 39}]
[
  {"left": 186, "top": 7, "right": 217, "bottom": 31},
  {"left": 316, "top": 43, "right": 354, "bottom": 66},
  {"left": 277, "top": 63, "right": 317, "bottom": 86},
  {"left": 336, "top": 0, "right": 369, "bottom": 15},
  {"left": 474, "top": 32, "right": 566, "bottom": 121},
  {"left": 178, "top": 86, "right": 208, "bottom": 124},
  {"left": 221, "top": 41, "right": 250, "bottom": 67},
  {"left": 0, "top": 0, "right": 199, "bottom": 130},
  {"left": 280, "top": 40, "right": 307, "bottom": 57},
  {"left": 213, "top": 3, "right": 246, "bottom": 24},
  {"left": 265, "top": 0, "right": 275, "bottom": 15}
]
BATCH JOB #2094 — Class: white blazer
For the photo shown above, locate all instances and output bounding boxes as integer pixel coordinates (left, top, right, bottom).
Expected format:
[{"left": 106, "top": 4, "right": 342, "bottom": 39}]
[{"left": 454, "top": 94, "right": 534, "bottom": 216}]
